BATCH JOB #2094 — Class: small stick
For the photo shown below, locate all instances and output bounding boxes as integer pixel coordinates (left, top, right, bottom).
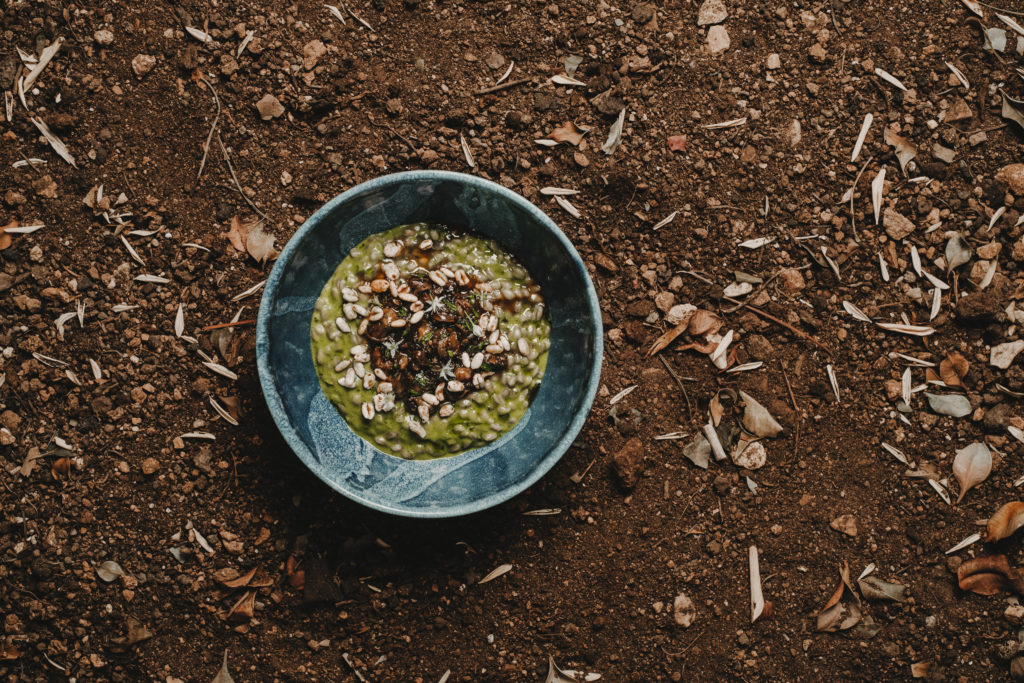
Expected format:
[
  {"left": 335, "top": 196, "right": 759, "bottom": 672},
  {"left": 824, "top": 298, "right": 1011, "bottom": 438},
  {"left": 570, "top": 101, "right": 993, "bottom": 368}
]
[
  {"left": 197, "top": 76, "right": 222, "bottom": 181},
  {"left": 200, "top": 319, "right": 256, "bottom": 332},
  {"left": 366, "top": 114, "right": 416, "bottom": 152},
  {"left": 658, "top": 355, "right": 692, "bottom": 417},
  {"left": 848, "top": 154, "right": 874, "bottom": 241},
  {"left": 723, "top": 296, "right": 831, "bottom": 355},
  {"left": 474, "top": 77, "right": 531, "bottom": 96},
  {"left": 781, "top": 363, "right": 799, "bottom": 412},
  {"left": 17, "top": 148, "right": 44, "bottom": 178},
  {"left": 216, "top": 132, "right": 268, "bottom": 219}
]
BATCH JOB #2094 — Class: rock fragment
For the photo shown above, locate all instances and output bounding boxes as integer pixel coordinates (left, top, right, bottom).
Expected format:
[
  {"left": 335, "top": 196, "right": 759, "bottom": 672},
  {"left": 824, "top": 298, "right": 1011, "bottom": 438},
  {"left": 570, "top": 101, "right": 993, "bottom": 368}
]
[
  {"left": 612, "top": 437, "right": 644, "bottom": 489},
  {"left": 883, "top": 207, "right": 915, "bottom": 240},
  {"left": 706, "top": 25, "right": 730, "bottom": 55},
  {"left": 697, "top": 0, "right": 728, "bottom": 26},
  {"left": 131, "top": 54, "right": 156, "bottom": 77},
  {"left": 995, "top": 164, "right": 1024, "bottom": 194},
  {"left": 256, "top": 94, "right": 285, "bottom": 120},
  {"left": 673, "top": 593, "right": 696, "bottom": 627}
]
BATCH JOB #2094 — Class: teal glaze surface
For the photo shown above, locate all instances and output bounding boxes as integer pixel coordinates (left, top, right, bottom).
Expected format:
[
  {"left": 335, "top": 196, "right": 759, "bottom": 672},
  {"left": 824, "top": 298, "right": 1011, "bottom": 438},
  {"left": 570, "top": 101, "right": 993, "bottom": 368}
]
[{"left": 256, "top": 171, "right": 602, "bottom": 517}]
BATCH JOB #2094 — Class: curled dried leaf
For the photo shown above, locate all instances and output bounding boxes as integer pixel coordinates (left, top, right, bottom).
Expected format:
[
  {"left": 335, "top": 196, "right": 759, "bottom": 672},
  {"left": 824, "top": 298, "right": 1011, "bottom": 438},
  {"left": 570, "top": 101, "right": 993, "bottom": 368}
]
[
  {"left": 688, "top": 309, "right": 722, "bottom": 337},
  {"left": 883, "top": 127, "right": 917, "bottom": 175},
  {"left": 957, "top": 555, "right": 1024, "bottom": 595},
  {"left": 549, "top": 121, "right": 585, "bottom": 146},
  {"left": 939, "top": 352, "right": 969, "bottom": 389},
  {"left": 986, "top": 501, "right": 1024, "bottom": 542}
]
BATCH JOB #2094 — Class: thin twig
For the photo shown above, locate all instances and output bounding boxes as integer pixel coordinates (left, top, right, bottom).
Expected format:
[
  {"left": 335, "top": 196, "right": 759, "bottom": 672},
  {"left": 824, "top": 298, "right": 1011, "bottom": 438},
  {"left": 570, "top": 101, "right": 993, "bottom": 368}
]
[
  {"left": 829, "top": 5, "right": 843, "bottom": 35},
  {"left": 723, "top": 296, "right": 832, "bottom": 355},
  {"left": 474, "top": 77, "right": 532, "bottom": 96},
  {"left": 848, "top": 154, "right": 874, "bottom": 241},
  {"left": 17, "top": 150, "right": 44, "bottom": 178},
  {"left": 200, "top": 319, "right": 256, "bottom": 332},
  {"left": 781, "top": 363, "right": 799, "bottom": 412},
  {"left": 216, "top": 132, "right": 268, "bottom": 219},
  {"left": 197, "top": 76, "right": 222, "bottom": 182},
  {"left": 366, "top": 114, "right": 417, "bottom": 152},
  {"left": 658, "top": 355, "right": 692, "bottom": 418},
  {"left": 976, "top": 1, "right": 1024, "bottom": 16}
]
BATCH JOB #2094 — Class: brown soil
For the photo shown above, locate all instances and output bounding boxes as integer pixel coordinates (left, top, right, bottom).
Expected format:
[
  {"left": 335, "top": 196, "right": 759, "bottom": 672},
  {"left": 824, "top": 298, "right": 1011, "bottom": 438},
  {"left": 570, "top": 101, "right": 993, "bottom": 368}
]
[{"left": 2, "top": 0, "right": 1024, "bottom": 680}]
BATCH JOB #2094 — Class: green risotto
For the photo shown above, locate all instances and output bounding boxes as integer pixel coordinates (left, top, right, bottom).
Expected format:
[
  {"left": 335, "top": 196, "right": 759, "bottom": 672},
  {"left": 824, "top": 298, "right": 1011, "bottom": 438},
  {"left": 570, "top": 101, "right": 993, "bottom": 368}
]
[{"left": 310, "top": 223, "right": 550, "bottom": 460}]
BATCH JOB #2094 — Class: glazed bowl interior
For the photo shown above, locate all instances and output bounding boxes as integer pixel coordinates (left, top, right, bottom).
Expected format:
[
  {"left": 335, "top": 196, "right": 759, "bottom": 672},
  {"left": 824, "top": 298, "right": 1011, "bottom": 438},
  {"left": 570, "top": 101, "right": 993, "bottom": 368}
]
[{"left": 256, "top": 171, "right": 602, "bottom": 517}]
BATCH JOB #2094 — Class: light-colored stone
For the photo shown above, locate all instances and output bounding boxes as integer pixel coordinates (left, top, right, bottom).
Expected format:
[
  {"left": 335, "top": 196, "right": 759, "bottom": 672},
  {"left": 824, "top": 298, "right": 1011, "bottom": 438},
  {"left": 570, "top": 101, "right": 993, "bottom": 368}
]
[
  {"left": 732, "top": 440, "right": 766, "bottom": 470},
  {"left": 673, "top": 593, "right": 696, "bottom": 627},
  {"left": 706, "top": 25, "right": 730, "bottom": 55},
  {"left": 255, "top": 94, "right": 285, "bottom": 120},
  {"left": 977, "top": 242, "right": 1002, "bottom": 260},
  {"left": 933, "top": 143, "right": 956, "bottom": 164},
  {"left": 654, "top": 291, "right": 676, "bottom": 312},
  {"left": 946, "top": 97, "right": 973, "bottom": 122},
  {"left": 697, "top": 0, "right": 728, "bottom": 26},
  {"left": 883, "top": 207, "right": 915, "bottom": 240},
  {"left": 991, "top": 340, "right": 1024, "bottom": 369},
  {"left": 996, "top": 164, "right": 1024, "bottom": 194},
  {"left": 141, "top": 457, "right": 160, "bottom": 475},
  {"left": 778, "top": 268, "right": 805, "bottom": 293},
  {"left": 766, "top": 53, "right": 781, "bottom": 69},
  {"left": 131, "top": 54, "right": 156, "bottom": 77},
  {"left": 94, "top": 29, "right": 114, "bottom": 45},
  {"left": 302, "top": 40, "right": 326, "bottom": 70},
  {"left": 787, "top": 119, "right": 802, "bottom": 147},
  {"left": 666, "top": 303, "right": 696, "bottom": 326}
]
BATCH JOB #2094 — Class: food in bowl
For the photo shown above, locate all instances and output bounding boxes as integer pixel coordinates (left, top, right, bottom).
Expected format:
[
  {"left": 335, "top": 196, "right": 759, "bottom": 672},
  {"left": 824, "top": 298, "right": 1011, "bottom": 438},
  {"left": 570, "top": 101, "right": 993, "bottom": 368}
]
[{"left": 310, "top": 223, "right": 550, "bottom": 459}]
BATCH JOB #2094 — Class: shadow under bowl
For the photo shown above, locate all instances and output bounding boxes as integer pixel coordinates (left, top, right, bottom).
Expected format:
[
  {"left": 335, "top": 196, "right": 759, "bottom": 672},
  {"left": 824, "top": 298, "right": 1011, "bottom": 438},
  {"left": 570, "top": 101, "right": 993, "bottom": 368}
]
[{"left": 256, "top": 170, "right": 602, "bottom": 518}]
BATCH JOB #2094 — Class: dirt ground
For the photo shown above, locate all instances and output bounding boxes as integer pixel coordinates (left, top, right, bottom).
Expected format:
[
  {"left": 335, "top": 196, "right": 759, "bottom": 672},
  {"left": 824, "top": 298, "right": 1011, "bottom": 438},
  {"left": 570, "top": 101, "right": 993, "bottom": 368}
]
[{"left": 3, "top": 0, "right": 1024, "bottom": 680}]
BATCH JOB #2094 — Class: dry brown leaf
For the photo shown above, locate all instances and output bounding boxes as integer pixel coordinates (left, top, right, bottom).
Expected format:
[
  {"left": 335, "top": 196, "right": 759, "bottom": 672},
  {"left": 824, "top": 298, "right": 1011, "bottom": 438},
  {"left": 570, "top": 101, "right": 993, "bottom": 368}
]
[
  {"left": 883, "top": 127, "right": 917, "bottom": 175},
  {"left": 225, "top": 215, "right": 258, "bottom": 252},
  {"left": 226, "top": 590, "right": 256, "bottom": 621},
  {"left": 939, "top": 352, "right": 970, "bottom": 389},
  {"left": 213, "top": 567, "right": 241, "bottom": 584},
  {"left": 709, "top": 391, "right": 726, "bottom": 426},
  {"left": 957, "top": 555, "right": 1024, "bottom": 595},
  {"left": 549, "top": 121, "right": 585, "bottom": 146},
  {"left": 667, "top": 135, "right": 687, "bottom": 152},
  {"left": 816, "top": 562, "right": 862, "bottom": 631},
  {"left": 0, "top": 642, "right": 20, "bottom": 662},
  {"left": 986, "top": 501, "right": 1024, "bottom": 542},
  {"left": 0, "top": 220, "right": 17, "bottom": 251},
  {"left": 286, "top": 556, "right": 306, "bottom": 589},
  {"left": 952, "top": 442, "right": 991, "bottom": 504},
  {"left": 958, "top": 572, "right": 1012, "bottom": 595},
  {"left": 220, "top": 566, "right": 258, "bottom": 588},
  {"left": 245, "top": 223, "right": 276, "bottom": 263},
  {"left": 688, "top": 309, "right": 722, "bottom": 337},
  {"left": 51, "top": 456, "right": 70, "bottom": 480},
  {"left": 646, "top": 320, "right": 690, "bottom": 357}
]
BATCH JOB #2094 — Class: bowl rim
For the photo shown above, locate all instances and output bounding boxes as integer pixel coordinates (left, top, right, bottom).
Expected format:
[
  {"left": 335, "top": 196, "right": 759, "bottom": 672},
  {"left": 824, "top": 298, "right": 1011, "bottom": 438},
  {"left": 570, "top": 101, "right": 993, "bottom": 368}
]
[{"left": 256, "top": 170, "right": 603, "bottom": 518}]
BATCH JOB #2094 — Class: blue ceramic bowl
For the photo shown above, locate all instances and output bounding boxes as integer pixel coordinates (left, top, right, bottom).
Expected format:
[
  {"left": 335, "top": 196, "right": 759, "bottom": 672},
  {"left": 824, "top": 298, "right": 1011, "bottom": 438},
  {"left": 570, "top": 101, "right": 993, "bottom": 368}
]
[{"left": 256, "top": 171, "right": 602, "bottom": 518}]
